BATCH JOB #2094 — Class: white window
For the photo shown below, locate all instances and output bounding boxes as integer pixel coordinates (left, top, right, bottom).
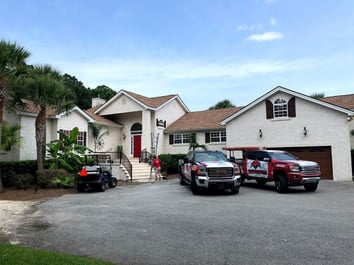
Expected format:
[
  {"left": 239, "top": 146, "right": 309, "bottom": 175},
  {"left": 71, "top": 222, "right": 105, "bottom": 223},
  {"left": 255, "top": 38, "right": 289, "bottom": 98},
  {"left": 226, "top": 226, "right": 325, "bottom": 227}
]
[
  {"left": 173, "top": 133, "right": 191, "bottom": 144},
  {"left": 274, "top": 98, "right": 288, "bottom": 118},
  {"left": 60, "top": 129, "right": 86, "bottom": 146},
  {"left": 210, "top": 131, "right": 226, "bottom": 143}
]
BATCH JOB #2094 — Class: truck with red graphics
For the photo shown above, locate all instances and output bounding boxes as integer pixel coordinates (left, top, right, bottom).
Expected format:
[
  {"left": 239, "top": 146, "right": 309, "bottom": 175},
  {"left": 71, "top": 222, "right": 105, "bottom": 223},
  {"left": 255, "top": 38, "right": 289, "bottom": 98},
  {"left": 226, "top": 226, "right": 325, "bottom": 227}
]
[
  {"left": 223, "top": 147, "right": 321, "bottom": 193},
  {"left": 178, "top": 150, "right": 241, "bottom": 195}
]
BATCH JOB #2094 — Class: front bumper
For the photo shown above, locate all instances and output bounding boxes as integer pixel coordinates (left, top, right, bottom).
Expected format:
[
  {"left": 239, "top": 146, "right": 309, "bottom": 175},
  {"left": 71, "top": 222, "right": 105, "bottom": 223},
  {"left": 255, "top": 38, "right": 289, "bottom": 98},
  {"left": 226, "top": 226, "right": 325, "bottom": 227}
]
[
  {"left": 196, "top": 175, "right": 241, "bottom": 189},
  {"left": 301, "top": 177, "right": 320, "bottom": 184},
  {"left": 288, "top": 175, "right": 320, "bottom": 186}
]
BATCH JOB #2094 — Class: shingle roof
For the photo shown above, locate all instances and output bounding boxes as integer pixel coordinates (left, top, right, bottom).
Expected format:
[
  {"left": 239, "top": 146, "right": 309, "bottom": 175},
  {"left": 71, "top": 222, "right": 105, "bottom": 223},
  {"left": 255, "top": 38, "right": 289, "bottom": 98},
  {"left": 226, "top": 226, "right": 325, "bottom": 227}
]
[
  {"left": 16, "top": 99, "right": 58, "bottom": 116},
  {"left": 124, "top": 90, "right": 177, "bottom": 108},
  {"left": 165, "top": 107, "right": 242, "bottom": 133},
  {"left": 321, "top": 94, "right": 354, "bottom": 110}
]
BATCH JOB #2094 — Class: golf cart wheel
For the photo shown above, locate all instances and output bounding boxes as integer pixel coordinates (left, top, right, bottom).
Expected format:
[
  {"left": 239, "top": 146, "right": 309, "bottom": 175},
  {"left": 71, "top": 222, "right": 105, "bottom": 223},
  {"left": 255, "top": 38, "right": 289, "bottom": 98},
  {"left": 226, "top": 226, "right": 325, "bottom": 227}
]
[{"left": 109, "top": 177, "right": 117, "bottom": 188}]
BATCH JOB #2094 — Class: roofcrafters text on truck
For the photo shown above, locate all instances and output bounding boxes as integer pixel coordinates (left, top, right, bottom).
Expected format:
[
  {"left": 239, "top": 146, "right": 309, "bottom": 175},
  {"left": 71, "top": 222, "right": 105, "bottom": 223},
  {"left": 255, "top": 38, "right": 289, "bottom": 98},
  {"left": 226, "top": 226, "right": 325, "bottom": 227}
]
[
  {"left": 224, "top": 147, "right": 321, "bottom": 193},
  {"left": 178, "top": 150, "right": 241, "bottom": 195}
]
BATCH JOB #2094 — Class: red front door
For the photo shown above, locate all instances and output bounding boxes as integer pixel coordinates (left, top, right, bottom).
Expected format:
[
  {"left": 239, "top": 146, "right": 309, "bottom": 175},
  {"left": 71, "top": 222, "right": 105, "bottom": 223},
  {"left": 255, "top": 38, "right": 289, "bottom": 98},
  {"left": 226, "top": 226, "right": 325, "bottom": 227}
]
[{"left": 133, "top": 135, "right": 141, "bottom": 157}]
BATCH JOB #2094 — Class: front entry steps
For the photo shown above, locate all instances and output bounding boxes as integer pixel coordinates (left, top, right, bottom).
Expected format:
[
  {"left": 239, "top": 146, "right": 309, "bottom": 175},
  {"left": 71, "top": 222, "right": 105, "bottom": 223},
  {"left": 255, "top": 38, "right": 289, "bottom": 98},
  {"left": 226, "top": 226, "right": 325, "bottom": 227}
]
[{"left": 124, "top": 158, "right": 154, "bottom": 183}]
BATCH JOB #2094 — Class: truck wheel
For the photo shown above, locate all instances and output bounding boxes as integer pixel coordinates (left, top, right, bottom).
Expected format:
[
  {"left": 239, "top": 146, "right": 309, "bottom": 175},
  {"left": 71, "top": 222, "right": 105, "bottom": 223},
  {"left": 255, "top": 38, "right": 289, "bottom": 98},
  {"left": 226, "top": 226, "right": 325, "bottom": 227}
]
[
  {"left": 191, "top": 176, "right": 199, "bottom": 195},
  {"left": 275, "top": 175, "right": 288, "bottom": 193},
  {"left": 231, "top": 186, "right": 240, "bottom": 194},
  {"left": 304, "top": 183, "right": 318, "bottom": 192},
  {"left": 179, "top": 173, "right": 186, "bottom": 185}
]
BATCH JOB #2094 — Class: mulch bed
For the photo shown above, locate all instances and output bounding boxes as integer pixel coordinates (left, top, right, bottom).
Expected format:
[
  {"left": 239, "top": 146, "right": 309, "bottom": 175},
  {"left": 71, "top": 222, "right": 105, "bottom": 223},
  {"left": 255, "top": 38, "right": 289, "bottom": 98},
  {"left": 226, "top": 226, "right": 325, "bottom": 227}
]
[
  {"left": 0, "top": 187, "right": 77, "bottom": 201},
  {"left": 0, "top": 175, "right": 178, "bottom": 201}
]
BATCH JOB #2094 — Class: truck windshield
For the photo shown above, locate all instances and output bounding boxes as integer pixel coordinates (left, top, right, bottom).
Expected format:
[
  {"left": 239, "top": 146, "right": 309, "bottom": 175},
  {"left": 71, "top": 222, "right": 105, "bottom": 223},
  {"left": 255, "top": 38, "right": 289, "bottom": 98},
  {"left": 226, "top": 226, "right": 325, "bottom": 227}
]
[
  {"left": 269, "top": 152, "right": 297, "bottom": 160},
  {"left": 194, "top": 152, "right": 227, "bottom": 162}
]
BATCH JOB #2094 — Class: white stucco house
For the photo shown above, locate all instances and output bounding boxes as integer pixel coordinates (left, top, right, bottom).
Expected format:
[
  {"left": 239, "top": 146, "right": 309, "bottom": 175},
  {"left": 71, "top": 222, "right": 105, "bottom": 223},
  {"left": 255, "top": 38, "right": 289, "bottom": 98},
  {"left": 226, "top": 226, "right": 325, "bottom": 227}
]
[
  {"left": 221, "top": 86, "right": 354, "bottom": 181},
  {"left": 1, "top": 86, "right": 354, "bottom": 181}
]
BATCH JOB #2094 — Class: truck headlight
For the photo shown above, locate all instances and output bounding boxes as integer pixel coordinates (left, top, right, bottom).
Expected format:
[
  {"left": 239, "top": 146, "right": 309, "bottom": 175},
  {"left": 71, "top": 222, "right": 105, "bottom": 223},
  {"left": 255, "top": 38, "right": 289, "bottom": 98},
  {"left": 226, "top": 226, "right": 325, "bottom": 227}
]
[
  {"left": 197, "top": 166, "right": 207, "bottom": 176},
  {"left": 289, "top": 165, "right": 300, "bottom": 172}
]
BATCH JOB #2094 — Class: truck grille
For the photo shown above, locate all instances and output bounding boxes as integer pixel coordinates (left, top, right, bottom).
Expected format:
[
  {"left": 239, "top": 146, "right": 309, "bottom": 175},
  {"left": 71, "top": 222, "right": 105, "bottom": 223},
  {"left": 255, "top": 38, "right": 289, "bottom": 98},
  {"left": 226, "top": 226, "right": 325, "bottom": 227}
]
[
  {"left": 301, "top": 165, "right": 320, "bottom": 174},
  {"left": 207, "top": 167, "right": 234, "bottom": 179}
]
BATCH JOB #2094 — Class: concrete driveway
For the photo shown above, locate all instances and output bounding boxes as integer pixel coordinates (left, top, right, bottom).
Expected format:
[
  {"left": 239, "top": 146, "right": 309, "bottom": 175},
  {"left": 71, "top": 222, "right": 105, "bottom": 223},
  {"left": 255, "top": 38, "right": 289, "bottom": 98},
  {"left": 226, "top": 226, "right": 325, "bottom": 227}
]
[{"left": 16, "top": 179, "right": 354, "bottom": 265}]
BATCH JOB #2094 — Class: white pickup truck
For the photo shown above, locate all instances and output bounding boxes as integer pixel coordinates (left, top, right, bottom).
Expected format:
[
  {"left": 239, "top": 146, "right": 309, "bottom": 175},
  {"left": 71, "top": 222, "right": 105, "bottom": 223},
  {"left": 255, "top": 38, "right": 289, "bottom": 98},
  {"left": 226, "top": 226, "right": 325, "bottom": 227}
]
[{"left": 178, "top": 150, "right": 241, "bottom": 195}]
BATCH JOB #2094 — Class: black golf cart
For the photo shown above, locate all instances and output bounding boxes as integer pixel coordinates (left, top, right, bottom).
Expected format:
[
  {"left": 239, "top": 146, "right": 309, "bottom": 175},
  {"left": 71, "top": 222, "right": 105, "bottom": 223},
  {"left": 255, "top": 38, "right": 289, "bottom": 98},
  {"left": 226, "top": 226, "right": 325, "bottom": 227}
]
[{"left": 76, "top": 153, "right": 117, "bottom": 192}]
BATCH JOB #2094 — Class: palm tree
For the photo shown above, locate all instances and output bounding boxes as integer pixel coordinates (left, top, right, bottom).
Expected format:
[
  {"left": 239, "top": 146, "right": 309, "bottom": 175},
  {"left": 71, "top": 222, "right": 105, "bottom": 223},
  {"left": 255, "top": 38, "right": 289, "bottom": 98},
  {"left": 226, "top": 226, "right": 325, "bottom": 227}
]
[
  {"left": 89, "top": 123, "right": 109, "bottom": 152},
  {"left": 0, "top": 40, "right": 30, "bottom": 150},
  {"left": 9, "top": 65, "right": 74, "bottom": 170},
  {"left": 0, "top": 40, "right": 30, "bottom": 193}
]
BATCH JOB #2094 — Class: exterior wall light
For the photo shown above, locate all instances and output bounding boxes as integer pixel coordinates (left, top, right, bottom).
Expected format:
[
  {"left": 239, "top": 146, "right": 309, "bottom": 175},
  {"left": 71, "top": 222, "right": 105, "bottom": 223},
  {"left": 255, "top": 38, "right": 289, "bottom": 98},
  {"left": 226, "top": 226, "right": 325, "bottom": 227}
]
[
  {"left": 303, "top": 127, "right": 307, "bottom": 136},
  {"left": 122, "top": 133, "right": 126, "bottom": 140},
  {"left": 259, "top": 129, "right": 263, "bottom": 138}
]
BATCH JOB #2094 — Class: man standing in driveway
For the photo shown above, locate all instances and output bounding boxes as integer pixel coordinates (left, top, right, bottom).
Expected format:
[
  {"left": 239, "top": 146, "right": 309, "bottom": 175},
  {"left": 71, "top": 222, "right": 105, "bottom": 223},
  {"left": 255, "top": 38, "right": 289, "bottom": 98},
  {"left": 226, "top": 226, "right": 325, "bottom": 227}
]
[{"left": 153, "top": 155, "right": 162, "bottom": 181}]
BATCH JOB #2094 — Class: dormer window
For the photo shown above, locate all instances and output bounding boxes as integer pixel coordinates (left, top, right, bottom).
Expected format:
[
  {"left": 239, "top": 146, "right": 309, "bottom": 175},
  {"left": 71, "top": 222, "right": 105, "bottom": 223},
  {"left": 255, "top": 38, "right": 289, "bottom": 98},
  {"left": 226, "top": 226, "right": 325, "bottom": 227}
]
[
  {"left": 274, "top": 98, "right": 288, "bottom": 118},
  {"left": 266, "top": 97, "right": 296, "bottom": 119}
]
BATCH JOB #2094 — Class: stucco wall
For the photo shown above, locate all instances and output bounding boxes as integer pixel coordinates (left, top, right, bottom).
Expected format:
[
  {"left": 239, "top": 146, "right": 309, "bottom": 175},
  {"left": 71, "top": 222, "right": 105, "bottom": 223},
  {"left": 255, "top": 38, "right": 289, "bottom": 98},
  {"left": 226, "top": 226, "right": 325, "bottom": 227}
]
[
  {"left": 226, "top": 93, "right": 352, "bottom": 181},
  {"left": 162, "top": 131, "right": 227, "bottom": 155},
  {"left": 99, "top": 94, "right": 142, "bottom": 115},
  {"left": 19, "top": 115, "right": 37, "bottom": 160},
  {"left": 155, "top": 100, "right": 188, "bottom": 155}
]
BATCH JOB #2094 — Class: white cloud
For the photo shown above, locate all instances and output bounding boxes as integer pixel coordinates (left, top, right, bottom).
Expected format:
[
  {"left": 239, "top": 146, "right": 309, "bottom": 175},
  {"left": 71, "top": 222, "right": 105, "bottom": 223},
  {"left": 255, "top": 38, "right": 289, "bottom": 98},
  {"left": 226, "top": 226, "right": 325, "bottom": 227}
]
[
  {"left": 56, "top": 56, "right": 314, "bottom": 91},
  {"left": 247, "top": 31, "right": 283, "bottom": 41}
]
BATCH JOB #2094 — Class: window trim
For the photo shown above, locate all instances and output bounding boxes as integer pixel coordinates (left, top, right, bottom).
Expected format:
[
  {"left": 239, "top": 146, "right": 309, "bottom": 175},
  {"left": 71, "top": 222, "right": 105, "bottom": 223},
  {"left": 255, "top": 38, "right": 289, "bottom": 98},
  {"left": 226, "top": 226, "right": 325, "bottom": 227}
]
[
  {"left": 208, "top": 131, "right": 227, "bottom": 143},
  {"left": 273, "top": 98, "right": 288, "bottom": 118}
]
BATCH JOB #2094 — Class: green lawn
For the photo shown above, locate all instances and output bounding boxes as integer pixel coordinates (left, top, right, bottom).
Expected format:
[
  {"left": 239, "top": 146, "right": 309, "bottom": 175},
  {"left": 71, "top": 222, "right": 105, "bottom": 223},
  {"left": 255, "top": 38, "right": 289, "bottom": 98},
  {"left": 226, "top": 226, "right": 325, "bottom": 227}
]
[{"left": 0, "top": 243, "right": 114, "bottom": 265}]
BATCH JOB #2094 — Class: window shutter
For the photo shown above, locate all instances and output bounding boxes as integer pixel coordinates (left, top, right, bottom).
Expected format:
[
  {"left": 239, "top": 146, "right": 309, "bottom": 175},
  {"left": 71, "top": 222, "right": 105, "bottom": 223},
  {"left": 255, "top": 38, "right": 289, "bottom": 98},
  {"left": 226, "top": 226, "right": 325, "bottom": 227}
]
[
  {"left": 266, "top": 100, "right": 274, "bottom": 119},
  {"left": 169, "top": 135, "right": 174, "bottom": 145},
  {"left": 84, "top": 132, "right": 87, "bottom": 146},
  {"left": 191, "top": 133, "right": 196, "bottom": 144},
  {"left": 288, "top": 97, "right": 296, "bottom": 117},
  {"left": 205, "top": 132, "right": 210, "bottom": 143}
]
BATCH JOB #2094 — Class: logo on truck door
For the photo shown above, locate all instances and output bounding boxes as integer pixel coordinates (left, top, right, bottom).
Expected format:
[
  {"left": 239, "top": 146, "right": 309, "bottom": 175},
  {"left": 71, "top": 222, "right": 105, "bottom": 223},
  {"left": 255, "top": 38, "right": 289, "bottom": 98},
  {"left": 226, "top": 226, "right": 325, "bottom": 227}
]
[{"left": 247, "top": 159, "right": 268, "bottom": 178}]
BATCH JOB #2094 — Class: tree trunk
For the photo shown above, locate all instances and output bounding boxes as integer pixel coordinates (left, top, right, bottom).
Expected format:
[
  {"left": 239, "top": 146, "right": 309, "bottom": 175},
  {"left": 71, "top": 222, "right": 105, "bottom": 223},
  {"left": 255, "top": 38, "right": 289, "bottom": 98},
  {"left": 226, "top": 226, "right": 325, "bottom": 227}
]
[
  {"left": 0, "top": 95, "right": 4, "bottom": 192},
  {"left": 36, "top": 108, "right": 47, "bottom": 170}
]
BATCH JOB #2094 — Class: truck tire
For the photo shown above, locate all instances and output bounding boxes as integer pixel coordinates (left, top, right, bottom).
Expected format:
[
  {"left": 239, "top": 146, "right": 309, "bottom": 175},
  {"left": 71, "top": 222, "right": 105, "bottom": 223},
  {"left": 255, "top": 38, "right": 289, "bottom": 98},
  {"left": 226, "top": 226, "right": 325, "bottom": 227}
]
[
  {"left": 275, "top": 175, "right": 288, "bottom": 193},
  {"left": 304, "top": 183, "right": 318, "bottom": 192},
  {"left": 179, "top": 173, "right": 186, "bottom": 185},
  {"left": 191, "top": 176, "right": 199, "bottom": 195},
  {"left": 231, "top": 186, "right": 240, "bottom": 194}
]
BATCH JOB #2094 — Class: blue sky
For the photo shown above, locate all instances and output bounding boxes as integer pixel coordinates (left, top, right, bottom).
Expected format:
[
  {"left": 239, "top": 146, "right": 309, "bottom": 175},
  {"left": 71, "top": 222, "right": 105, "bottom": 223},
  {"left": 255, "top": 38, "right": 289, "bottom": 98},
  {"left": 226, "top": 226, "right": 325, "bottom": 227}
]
[{"left": 1, "top": 0, "right": 354, "bottom": 111}]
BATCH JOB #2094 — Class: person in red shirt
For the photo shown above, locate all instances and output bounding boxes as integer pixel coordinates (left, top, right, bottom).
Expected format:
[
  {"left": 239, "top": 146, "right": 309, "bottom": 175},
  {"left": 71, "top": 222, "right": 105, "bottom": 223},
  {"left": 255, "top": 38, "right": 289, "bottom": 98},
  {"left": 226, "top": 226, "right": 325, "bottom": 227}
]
[{"left": 152, "top": 155, "right": 162, "bottom": 181}]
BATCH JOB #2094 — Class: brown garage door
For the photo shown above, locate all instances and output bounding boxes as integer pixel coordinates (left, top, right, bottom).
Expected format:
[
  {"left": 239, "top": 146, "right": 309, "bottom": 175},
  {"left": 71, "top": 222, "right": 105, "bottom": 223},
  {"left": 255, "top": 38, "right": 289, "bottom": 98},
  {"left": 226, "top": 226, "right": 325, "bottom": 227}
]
[{"left": 269, "top": 146, "right": 333, "bottom": 180}]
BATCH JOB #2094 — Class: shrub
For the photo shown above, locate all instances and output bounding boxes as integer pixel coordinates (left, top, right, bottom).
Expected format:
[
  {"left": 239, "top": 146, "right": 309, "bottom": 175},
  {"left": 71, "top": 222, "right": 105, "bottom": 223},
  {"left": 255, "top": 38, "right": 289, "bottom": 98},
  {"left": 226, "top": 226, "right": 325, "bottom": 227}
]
[
  {"left": 10, "top": 173, "right": 34, "bottom": 189},
  {"left": 51, "top": 175, "right": 75, "bottom": 189},
  {"left": 36, "top": 169, "right": 69, "bottom": 188},
  {"left": 0, "top": 160, "right": 38, "bottom": 187},
  {"left": 159, "top": 154, "right": 186, "bottom": 175}
]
